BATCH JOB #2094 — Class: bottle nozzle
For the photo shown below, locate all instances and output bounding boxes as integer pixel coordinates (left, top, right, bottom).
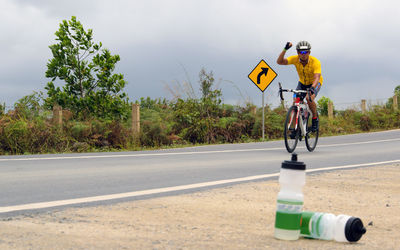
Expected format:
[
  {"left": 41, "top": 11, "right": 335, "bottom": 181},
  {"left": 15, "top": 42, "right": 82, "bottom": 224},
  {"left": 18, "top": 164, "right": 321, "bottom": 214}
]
[
  {"left": 282, "top": 153, "right": 306, "bottom": 170},
  {"left": 358, "top": 227, "right": 367, "bottom": 235},
  {"left": 291, "top": 153, "right": 298, "bottom": 162},
  {"left": 345, "top": 217, "right": 366, "bottom": 242}
]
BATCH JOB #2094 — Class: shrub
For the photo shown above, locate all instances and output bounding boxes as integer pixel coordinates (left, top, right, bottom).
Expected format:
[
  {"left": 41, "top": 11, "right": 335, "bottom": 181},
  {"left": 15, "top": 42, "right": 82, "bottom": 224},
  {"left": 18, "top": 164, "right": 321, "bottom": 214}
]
[
  {"left": 107, "top": 121, "right": 130, "bottom": 148},
  {"left": 140, "top": 109, "right": 172, "bottom": 147},
  {"left": 317, "top": 96, "right": 334, "bottom": 116},
  {"left": 1, "top": 119, "right": 29, "bottom": 154},
  {"left": 70, "top": 122, "right": 92, "bottom": 140}
]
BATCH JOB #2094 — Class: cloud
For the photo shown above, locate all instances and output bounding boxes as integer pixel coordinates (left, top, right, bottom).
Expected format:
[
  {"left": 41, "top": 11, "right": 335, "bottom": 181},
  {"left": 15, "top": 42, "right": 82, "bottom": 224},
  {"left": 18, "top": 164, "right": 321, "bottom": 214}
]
[{"left": 0, "top": 0, "right": 399, "bottom": 107}]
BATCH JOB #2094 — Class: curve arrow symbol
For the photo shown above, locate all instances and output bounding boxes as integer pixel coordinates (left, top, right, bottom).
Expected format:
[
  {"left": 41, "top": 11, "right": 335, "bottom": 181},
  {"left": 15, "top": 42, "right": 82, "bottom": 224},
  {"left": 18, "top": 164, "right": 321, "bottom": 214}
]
[{"left": 257, "top": 67, "right": 269, "bottom": 85}]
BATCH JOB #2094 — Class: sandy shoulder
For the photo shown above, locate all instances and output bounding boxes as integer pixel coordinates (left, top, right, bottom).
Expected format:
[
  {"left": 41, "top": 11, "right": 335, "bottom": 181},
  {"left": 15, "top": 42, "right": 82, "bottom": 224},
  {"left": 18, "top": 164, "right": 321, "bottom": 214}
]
[{"left": 0, "top": 165, "right": 399, "bottom": 249}]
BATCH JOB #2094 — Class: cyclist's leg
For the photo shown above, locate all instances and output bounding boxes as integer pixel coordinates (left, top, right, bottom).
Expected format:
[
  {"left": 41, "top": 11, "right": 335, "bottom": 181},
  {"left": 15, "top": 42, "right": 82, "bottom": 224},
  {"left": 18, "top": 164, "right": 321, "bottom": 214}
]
[
  {"left": 306, "top": 83, "right": 321, "bottom": 130},
  {"left": 289, "top": 82, "right": 304, "bottom": 138},
  {"left": 306, "top": 83, "right": 321, "bottom": 115},
  {"left": 293, "top": 81, "right": 306, "bottom": 104}
]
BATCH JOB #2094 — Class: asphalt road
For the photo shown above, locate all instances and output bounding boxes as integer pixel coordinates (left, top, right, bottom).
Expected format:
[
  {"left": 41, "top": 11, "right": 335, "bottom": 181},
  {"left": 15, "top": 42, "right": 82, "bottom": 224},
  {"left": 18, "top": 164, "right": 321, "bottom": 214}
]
[{"left": 1, "top": 129, "right": 399, "bottom": 215}]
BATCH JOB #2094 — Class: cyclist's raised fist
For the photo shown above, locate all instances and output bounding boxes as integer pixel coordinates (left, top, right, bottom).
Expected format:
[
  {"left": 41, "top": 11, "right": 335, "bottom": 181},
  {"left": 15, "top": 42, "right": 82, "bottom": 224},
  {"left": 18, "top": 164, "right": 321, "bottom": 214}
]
[{"left": 284, "top": 42, "right": 292, "bottom": 50}]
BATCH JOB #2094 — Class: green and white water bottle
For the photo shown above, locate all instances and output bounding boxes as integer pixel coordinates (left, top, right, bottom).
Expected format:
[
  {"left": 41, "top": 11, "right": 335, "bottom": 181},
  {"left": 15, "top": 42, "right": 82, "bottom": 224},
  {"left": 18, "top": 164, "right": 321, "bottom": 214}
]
[
  {"left": 300, "top": 211, "right": 367, "bottom": 242},
  {"left": 274, "top": 153, "right": 306, "bottom": 240}
]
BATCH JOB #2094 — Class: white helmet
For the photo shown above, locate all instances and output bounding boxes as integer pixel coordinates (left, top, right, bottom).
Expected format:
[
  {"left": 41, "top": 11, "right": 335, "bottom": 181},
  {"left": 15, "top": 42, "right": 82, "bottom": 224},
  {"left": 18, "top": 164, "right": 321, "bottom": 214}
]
[{"left": 296, "top": 41, "right": 311, "bottom": 51}]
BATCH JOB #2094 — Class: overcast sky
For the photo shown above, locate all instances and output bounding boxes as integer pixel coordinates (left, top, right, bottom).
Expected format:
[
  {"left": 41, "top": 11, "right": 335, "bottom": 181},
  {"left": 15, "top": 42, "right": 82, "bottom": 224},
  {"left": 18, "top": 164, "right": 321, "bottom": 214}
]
[{"left": 1, "top": 0, "right": 399, "bottom": 109}]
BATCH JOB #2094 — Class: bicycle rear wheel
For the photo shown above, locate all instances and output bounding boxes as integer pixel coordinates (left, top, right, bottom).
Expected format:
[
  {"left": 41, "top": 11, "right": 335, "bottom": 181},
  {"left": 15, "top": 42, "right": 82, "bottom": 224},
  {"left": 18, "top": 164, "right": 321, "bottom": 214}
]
[
  {"left": 305, "top": 114, "right": 319, "bottom": 152},
  {"left": 284, "top": 106, "right": 299, "bottom": 153}
]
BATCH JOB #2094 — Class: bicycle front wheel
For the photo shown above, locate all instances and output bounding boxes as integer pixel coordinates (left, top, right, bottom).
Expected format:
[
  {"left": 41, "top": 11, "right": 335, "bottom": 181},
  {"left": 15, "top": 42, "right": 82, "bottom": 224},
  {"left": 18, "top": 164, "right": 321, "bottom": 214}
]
[
  {"left": 284, "top": 106, "right": 299, "bottom": 153},
  {"left": 305, "top": 114, "right": 319, "bottom": 152}
]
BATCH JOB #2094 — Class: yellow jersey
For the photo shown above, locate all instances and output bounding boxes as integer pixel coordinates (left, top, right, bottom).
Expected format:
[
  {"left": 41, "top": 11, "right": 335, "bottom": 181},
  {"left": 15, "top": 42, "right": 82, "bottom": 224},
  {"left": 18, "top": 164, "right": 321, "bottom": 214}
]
[{"left": 287, "top": 55, "right": 323, "bottom": 85}]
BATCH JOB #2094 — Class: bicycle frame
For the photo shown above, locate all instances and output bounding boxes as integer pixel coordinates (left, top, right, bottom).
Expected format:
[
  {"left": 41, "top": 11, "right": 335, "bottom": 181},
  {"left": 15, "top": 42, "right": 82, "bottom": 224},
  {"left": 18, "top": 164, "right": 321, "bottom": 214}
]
[
  {"left": 279, "top": 82, "right": 313, "bottom": 137},
  {"left": 289, "top": 100, "right": 311, "bottom": 138},
  {"left": 279, "top": 82, "right": 319, "bottom": 152}
]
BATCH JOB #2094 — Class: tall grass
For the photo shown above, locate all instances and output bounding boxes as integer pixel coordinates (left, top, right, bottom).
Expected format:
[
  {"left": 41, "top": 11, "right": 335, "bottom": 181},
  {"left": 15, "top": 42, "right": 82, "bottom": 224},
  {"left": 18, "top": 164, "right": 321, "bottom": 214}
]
[{"left": 0, "top": 95, "right": 399, "bottom": 155}]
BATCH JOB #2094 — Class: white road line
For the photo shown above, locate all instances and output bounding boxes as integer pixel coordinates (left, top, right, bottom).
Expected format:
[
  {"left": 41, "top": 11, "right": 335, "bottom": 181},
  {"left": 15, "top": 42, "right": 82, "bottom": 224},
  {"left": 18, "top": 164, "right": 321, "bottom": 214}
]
[
  {"left": 318, "top": 138, "right": 400, "bottom": 148},
  {"left": 0, "top": 148, "right": 283, "bottom": 161},
  {"left": 0, "top": 173, "right": 280, "bottom": 214},
  {"left": 1, "top": 159, "right": 399, "bottom": 214},
  {"left": 1, "top": 138, "right": 399, "bottom": 162}
]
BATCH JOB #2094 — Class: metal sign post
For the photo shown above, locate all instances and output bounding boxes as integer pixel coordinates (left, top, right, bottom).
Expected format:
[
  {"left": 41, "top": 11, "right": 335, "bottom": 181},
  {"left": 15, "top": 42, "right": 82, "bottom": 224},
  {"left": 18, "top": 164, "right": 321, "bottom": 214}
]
[
  {"left": 248, "top": 59, "right": 278, "bottom": 141},
  {"left": 262, "top": 92, "right": 265, "bottom": 140}
]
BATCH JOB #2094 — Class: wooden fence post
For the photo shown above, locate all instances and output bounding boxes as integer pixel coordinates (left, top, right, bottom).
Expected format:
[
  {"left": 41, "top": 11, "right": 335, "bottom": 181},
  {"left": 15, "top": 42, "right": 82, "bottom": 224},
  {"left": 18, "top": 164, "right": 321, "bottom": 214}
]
[
  {"left": 132, "top": 103, "right": 140, "bottom": 137},
  {"left": 328, "top": 101, "right": 334, "bottom": 119},
  {"left": 361, "top": 99, "right": 366, "bottom": 113},
  {"left": 280, "top": 99, "right": 285, "bottom": 109},
  {"left": 52, "top": 105, "right": 63, "bottom": 126},
  {"left": 393, "top": 95, "right": 398, "bottom": 111},
  {"left": 250, "top": 106, "right": 257, "bottom": 115}
]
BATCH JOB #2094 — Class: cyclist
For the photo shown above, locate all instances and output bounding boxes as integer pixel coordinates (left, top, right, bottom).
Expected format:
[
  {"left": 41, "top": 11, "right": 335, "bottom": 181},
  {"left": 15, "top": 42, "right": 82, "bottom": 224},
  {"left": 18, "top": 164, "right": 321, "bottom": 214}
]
[{"left": 276, "top": 41, "right": 323, "bottom": 131}]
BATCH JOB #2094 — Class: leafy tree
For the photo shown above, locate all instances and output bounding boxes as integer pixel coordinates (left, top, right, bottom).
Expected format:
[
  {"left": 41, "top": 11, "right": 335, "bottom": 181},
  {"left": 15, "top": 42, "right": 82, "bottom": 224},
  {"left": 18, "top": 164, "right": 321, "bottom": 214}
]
[
  {"left": 317, "top": 96, "right": 334, "bottom": 116},
  {"left": 0, "top": 102, "right": 5, "bottom": 117},
  {"left": 198, "top": 68, "right": 222, "bottom": 120},
  {"left": 45, "top": 16, "right": 129, "bottom": 119},
  {"left": 395, "top": 85, "right": 400, "bottom": 110},
  {"left": 172, "top": 68, "right": 223, "bottom": 143},
  {"left": 395, "top": 85, "right": 400, "bottom": 96},
  {"left": 200, "top": 68, "right": 214, "bottom": 99},
  {"left": 386, "top": 85, "right": 400, "bottom": 109},
  {"left": 14, "top": 91, "right": 44, "bottom": 119}
]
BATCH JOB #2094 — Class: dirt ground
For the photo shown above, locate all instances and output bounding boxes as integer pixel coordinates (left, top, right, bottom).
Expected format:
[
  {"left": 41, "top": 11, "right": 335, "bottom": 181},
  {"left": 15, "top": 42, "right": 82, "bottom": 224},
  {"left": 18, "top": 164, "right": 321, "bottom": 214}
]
[{"left": 0, "top": 164, "right": 399, "bottom": 249}]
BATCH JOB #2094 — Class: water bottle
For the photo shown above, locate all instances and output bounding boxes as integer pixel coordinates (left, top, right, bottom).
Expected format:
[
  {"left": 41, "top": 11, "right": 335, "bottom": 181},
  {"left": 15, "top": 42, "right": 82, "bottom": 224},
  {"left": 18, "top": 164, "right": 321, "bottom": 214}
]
[
  {"left": 274, "top": 153, "right": 306, "bottom": 240},
  {"left": 300, "top": 211, "right": 367, "bottom": 242}
]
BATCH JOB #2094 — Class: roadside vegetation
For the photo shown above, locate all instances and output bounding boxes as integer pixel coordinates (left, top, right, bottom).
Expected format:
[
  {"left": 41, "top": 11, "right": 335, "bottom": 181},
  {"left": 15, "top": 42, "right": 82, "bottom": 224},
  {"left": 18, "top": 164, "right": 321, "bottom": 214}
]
[
  {"left": 1, "top": 16, "right": 399, "bottom": 155},
  {"left": 1, "top": 82, "right": 399, "bottom": 155}
]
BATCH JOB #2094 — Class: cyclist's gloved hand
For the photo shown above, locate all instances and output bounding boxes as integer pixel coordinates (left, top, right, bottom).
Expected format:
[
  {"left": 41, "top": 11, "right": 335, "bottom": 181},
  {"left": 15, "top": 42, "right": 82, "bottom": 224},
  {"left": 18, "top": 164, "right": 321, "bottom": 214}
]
[
  {"left": 284, "top": 42, "right": 292, "bottom": 51},
  {"left": 309, "top": 86, "right": 316, "bottom": 95}
]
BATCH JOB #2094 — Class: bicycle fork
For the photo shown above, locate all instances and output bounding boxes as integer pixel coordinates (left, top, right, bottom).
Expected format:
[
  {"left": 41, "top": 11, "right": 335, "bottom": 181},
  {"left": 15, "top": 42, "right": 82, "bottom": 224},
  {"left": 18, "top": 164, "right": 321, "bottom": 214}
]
[
  {"left": 288, "top": 108, "right": 307, "bottom": 137},
  {"left": 298, "top": 116, "right": 307, "bottom": 137}
]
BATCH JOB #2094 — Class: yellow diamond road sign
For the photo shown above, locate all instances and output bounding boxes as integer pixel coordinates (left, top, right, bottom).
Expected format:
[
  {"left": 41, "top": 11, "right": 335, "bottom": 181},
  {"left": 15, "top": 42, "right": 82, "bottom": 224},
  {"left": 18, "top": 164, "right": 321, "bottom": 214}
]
[{"left": 248, "top": 59, "right": 277, "bottom": 92}]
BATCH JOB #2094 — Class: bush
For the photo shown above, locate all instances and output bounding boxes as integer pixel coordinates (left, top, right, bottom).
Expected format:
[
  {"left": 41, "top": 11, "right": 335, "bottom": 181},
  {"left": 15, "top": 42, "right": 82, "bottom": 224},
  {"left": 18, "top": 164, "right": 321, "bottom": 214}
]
[
  {"left": 359, "top": 115, "right": 371, "bottom": 131},
  {"left": 317, "top": 96, "right": 334, "bottom": 116},
  {"left": 1, "top": 119, "right": 29, "bottom": 154},
  {"left": 140, "top": 109, "right": 173, "bottom": 147},
  {"left": 2, "top": 82, "right": 400, "bottom": 154},
  {"left": 70, "top": 122, "right": 92, "bottom": 140},
  {"left": 214, "top": 117, "right": 247, "bottom": 143},
  {"left": 107, "top": 120, "right": 130, "bottom": 148},
  {"left": 0, "top": 115, "right": 68, "bottom": 154}
]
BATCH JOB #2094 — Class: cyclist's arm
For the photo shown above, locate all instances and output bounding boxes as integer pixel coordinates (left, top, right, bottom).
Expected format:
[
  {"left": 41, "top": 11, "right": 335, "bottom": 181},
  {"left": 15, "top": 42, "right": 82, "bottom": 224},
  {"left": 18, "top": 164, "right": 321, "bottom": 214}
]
[
  {"left": 277, "top": 50, "right": 288, "bottom": 65},
  {"left": 312, "top": 73, "right": 321, "bottom": 88},
  {"left": 312, "top": 59, "right": 322, "bottom": 88}
]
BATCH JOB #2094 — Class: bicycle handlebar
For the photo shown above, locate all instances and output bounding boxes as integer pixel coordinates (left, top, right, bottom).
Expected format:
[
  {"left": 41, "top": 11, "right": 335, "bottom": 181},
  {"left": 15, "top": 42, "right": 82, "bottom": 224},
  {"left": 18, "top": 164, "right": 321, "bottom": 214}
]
[
  {"left": 278, "top": 82, "right": 284, "bottom": 101},
  {"left": 278, "top": 82, "right": 311, "bottom": 102}
]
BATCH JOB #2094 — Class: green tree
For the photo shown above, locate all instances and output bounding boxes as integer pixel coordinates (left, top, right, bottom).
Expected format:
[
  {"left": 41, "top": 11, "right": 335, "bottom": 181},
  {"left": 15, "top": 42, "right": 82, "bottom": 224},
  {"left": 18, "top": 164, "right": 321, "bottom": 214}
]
[
  {"left": 317, "top": 96, "right": 334, "bottom": 116},
  {"left": 14, "top": 91, "right": 44, "bottom": 119},
  {"left": 386, "top": 85, "right": 400, "bottom": 109},
  {"left": 395, "top": 85, "right": 400, "bottom": 96},
  {"left": 200, "top": 68, "right": 214, "bottom": 99},
  {"left": 198, "top": 68, "right": 222, "bottom": 119},
  {"left": 172, "top": 68, "right": 223, "bottom": 143},
  {"left": 0, "top": 102, "right": 5, "bottom": 117},
  {"left": 45, "top": 16, "right": 129, "bottom": 119}
]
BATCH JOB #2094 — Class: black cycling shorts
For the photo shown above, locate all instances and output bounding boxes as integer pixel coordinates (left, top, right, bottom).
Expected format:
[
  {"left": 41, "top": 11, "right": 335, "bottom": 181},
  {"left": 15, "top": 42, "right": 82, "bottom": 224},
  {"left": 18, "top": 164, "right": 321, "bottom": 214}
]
[{"left": 293, "top": 82, "right": 321, "bottom": 99}]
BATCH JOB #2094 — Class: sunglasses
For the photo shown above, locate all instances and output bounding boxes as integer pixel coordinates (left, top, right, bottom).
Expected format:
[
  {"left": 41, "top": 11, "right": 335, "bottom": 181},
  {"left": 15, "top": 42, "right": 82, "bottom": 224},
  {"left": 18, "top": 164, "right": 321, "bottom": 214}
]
[{"left": 298, "top": 50, "right": 310, "bottom": 55}]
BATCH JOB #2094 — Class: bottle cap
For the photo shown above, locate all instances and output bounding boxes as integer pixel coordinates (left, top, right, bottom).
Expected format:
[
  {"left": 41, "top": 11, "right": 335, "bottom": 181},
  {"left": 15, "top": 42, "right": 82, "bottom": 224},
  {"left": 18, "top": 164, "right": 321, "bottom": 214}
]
[
  {"left": 345, "top": 217, "right": 367, "bottom": 242},
  {"left": 281, "top": 153, "right": 306, "bottom": 170}
]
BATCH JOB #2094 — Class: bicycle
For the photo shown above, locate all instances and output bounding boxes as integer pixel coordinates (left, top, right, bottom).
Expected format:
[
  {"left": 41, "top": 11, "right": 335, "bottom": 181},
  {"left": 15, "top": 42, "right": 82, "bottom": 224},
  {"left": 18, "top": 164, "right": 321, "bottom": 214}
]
[{"left": 278, "top": 82, "right": 319, "bottom": 153}]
